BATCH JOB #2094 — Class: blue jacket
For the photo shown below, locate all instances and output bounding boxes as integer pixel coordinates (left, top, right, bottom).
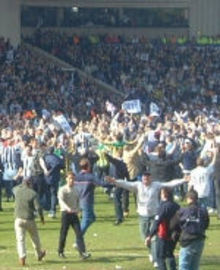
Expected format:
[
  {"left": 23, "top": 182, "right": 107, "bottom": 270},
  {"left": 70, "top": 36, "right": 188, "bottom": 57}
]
[
  {"left": 181, "top": 150, "right": 197, "bottom": 171},
  {"left": 44, "top": 153, "right": 64, "bottom": 185},
  {"left": 75, "top": 170, "right": 106, "bottom": 207}
]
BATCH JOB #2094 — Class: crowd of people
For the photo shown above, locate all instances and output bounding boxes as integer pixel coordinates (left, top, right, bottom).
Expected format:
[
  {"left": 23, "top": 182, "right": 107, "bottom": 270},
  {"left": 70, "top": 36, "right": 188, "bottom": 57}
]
[
  {"left": 28, "top": 31, "right": 220, "bottom": 111},
  {"left": 0, "top": 33, "right": 220, "bottom": 270}
]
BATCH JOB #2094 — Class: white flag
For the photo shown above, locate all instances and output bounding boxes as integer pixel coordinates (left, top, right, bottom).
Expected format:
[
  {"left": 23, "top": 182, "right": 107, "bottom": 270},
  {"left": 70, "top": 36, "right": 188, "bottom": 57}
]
[{"left": 122, "top": 99, "right": 141, "bottom": 114}]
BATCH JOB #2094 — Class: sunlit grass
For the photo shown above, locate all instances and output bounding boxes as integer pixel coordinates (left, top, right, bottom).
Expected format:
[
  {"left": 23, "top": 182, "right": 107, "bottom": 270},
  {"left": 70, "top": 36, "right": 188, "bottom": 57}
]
[{"left": 0, "top": 187, "right": 220, "bottom": 270}]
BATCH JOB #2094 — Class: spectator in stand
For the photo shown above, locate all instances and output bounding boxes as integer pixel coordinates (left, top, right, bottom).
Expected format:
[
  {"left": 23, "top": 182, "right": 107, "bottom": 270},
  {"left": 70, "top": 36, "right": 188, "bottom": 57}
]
[{"left": 27, "top": 31, "right": 220, "bottom": 113}]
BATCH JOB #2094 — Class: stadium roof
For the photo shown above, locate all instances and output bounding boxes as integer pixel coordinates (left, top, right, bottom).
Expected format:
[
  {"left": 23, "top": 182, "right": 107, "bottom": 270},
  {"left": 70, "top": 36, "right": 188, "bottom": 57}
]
[{"left": 21, "top": 0, "right": 189, "bottom": 8}]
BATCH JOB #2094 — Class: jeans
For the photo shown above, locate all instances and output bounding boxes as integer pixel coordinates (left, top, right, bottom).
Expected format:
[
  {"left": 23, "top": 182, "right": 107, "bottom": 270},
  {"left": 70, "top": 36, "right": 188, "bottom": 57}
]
[
  {"left": 80, "top": 204, "right": 96, "bottom": 236},
  {"left": 139, "top": 215, "right": 158, "bottom": 264},
  {"left": 208, "top": 177, "right": 216, "bottom": 208},
  {"left": 198, "top": 197, "right": 208, "bottom": 209},
  {"left": 157, "top": 238, "right": 177, "bottom": 270},
  {"left": 58, "top": 211, "right": 86, "bottom": 254},
  {"left": 114, "top": 187, "right": 129, "bottom": 221},
  {"left": 179, "top": 239, "right": 205, "bottom": 270},
  {"left": 3, "top": 180, "right": 14, "bottom": 200},
  {"left": 214, "top": 178, "right": 220, "bottom": 217},
  {"left": 0, "top": 178, "right": 2, "bottom": 208},
  {"left": 46, "top": 183, "right": 58, "bottom": 214}
]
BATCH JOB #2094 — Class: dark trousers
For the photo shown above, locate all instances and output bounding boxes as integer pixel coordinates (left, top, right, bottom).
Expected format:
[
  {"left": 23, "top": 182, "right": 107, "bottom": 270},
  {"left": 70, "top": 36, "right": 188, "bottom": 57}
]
[
  {"left": 58, "top": 211, "right": 86, "bottom": 254},
  {"left": 2, "top": 180, "right": 14, "bottom": 201},
  {"left": 157, "top": 237, "right": 177, "bottom": 270},
  {"left": 114, "top": 187, "right": 129, "bottom": 221},
  {"left": 32, "top": 174, "right": 46, "bottom": 199},
  {"left": 97, "top": 166, "right": 109, "bottom": 180},
  {"left": 45, "top": 183, "right": 58, "bottom": 213},
  {"left": 97, "top": 166, "right": 112, "bottom": 195}
]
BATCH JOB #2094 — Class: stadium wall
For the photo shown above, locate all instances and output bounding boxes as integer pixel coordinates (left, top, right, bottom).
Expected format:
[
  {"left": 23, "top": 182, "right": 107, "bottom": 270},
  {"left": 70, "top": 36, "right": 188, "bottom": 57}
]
[
  {"left": 0, "top": 0, "right": 219, "bottom": 46},
  {"left": 0, "top": 0, "right": 21, "bottom": 45},
  {"left": 189, "top": 0, "right": 220, "bottom": 37}
]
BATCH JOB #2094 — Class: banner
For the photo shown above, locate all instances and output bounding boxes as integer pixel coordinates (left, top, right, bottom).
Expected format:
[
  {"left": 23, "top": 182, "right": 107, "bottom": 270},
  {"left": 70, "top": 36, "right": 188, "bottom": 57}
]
[
  {"left": 150, "top": 102, "right": 160, "bottom": 116},
  {"left": 53, "top": 114, "right": 72, "bottom": 135},
  {"left": 122, "top": 99, "right": 141, "bottom": 114}
]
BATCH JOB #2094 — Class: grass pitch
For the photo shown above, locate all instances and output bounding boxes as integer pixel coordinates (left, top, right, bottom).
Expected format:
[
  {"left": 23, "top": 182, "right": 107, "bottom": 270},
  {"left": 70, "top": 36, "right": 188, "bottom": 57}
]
[{"left": 0, "top": 187, "right": 220, "bottom": 270}]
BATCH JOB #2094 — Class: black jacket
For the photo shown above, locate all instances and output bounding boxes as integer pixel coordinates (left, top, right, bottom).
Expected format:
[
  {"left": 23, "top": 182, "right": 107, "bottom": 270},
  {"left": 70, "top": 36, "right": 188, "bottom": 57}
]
[
  {"left": 146, "top": 157, "right": 180, "bottom": 182},
  {"left": 105, "top": 153, "right": 129, "bottom": 180},
  {"left": 174, "top": 203, "right": 209, "bottom": 247}
]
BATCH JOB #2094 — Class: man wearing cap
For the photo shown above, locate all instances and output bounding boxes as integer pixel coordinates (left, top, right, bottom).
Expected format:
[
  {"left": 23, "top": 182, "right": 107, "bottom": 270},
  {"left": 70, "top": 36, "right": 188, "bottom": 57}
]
[
  {"left": 13, "top": 177, "right": 46, "bottom": 266},
  {"left": 106, "top": 171, "right": 189, "bottom": 268}
]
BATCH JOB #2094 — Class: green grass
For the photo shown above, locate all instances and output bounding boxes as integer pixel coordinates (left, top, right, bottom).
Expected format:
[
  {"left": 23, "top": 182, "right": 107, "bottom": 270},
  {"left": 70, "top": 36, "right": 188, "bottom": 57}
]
[{"left": 0, "top": 187, "right": 220, "bottom": 270}]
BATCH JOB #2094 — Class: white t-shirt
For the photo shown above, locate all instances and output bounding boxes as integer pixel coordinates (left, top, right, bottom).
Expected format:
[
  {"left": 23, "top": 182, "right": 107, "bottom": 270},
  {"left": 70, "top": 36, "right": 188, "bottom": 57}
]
[{"left": 190, "top": 164, "right": 214, "bottom": 198}]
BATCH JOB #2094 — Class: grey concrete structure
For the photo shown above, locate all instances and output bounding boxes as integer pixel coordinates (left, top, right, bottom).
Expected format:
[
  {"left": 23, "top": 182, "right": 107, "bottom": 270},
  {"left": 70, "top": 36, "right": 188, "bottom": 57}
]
[
  {"left": 0, "top": 0, "right": 20, "bottom": 46},
  {"left": 0, "top": 0, "right": 219, "bottom": 45},
  {"left": 189, "top": 0, "right": 220, "bottom": 38}
]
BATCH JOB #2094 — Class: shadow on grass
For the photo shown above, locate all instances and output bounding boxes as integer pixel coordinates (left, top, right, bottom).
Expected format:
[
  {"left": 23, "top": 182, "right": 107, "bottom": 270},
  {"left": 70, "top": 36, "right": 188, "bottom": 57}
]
[
  {"left": 41, "top": 259, "right": 78, "bottom": 265},
  {"left": 96, "top": 217, "right": 115, "bottom": 222},
  {"left": 208, "top": 223, "right": 220, "bottom": 230},
  {"left": 0, "top": 246, "right": 7, "bottom": 250},
  {"left": 90, "top": 247, "right": 145, "bottom": 252},
  {"left": 0, "top": 228, "right": 15, "bottom": 232},
  {"left": 45, "top": 254, "right": 144, "bottom": 265},
  {"left": 39, "top": 227, "right": 60, "bottom": 231},
  {"left": 123, "top": 223, "right": 138, "bottom": 227},
  {"left": 0, "top": 207, "right": 14, "bottom": 213},
  {"left": 85, "top": 255, "right": 144, "bottom": 263},
  {"left": 201, "top": 255, "right": 220, "bottom": 265},
  {"left": 0, "top": 220, "right": 14, "bottom": 225},
  {"left": 95, "top": 200, "right": 114, "bottom": 205}
]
